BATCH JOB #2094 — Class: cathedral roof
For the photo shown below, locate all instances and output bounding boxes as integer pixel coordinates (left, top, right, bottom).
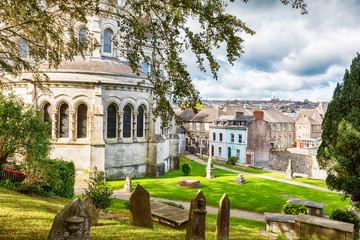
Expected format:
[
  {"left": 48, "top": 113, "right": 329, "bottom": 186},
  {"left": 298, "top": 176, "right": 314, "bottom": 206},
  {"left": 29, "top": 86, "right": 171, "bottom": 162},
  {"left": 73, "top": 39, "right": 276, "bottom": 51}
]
[{"left": 39, "top": 57, "right": 146, "bottom": 76}]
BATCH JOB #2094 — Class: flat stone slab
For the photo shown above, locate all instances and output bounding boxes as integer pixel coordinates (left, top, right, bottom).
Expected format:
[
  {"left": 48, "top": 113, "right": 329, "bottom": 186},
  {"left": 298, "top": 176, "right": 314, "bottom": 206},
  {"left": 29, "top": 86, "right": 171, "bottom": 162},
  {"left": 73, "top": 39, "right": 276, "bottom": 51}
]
[
  {"left": 178, "top": 178, "right": 200, "bottom": 189},
  {"left": 296, "top": 214, "right": 354, "bottom": 233},
  {"left": 303, "top": 201, "right": 325, "bottom": 209},
  {"left": 264, "top": 213, "right": 297, "bottom": 223},
  {"left": 150, "top": 202, "right": 188, "bottom": 229}
]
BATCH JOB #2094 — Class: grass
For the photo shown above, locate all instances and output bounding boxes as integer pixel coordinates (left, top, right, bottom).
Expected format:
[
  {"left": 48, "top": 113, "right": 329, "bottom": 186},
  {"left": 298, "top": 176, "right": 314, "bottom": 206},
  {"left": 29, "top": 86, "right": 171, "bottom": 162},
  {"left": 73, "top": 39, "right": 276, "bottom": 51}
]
[
  {"left": 199, "top": 157, "right": 328, "bottom": 189},
  {"left": 0, "top": 188, "right": 267, "bottom": 239},
  {"left": 109, "top": 157, "right": 350, "bottom": 216}
]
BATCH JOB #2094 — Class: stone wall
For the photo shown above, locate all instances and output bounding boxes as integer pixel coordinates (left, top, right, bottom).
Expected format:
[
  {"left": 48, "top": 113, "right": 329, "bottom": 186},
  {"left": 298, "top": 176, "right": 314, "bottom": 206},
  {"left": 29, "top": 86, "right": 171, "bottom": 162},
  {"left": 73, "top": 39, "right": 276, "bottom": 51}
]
[{"left": 269, "top": 150, "right": 327, "bottom": 180}]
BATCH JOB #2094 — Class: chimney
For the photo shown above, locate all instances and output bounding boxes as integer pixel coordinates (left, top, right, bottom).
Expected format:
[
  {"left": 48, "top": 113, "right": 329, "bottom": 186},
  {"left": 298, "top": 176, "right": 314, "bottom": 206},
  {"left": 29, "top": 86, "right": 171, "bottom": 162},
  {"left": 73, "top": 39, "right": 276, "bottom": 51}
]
[
  {"left": 253, "top": 110, "right": 264, "bottom": 120},
  {"left": 235, "top": 111, "right": 244, "bottom": 120}
]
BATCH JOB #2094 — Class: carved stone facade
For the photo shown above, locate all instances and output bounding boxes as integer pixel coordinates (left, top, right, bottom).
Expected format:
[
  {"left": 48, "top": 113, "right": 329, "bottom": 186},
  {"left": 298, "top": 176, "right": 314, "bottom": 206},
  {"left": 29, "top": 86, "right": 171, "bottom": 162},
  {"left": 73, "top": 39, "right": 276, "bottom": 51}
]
[{"left": 6, "top": 16, "right": 179, "bottom": 179}]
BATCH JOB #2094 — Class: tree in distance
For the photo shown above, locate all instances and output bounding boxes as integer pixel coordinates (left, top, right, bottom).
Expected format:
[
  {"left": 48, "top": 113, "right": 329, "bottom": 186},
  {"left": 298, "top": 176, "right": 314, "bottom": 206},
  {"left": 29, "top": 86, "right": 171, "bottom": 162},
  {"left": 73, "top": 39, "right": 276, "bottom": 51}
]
[
  {"left": 0, "top": 0, "right": 307, "bottom": 126},
  {"left": 317, "top": 53, "right": 360, "bottom": 203}
]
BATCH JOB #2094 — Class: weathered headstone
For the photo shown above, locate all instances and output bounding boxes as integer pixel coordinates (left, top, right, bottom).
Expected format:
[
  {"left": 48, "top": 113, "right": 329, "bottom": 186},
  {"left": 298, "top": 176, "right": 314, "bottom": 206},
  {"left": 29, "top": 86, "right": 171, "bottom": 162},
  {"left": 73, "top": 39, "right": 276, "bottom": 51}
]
[
  {"left": 215, "top": 193, "right": 230, "bottom": 240},
  {"left": 178, "top": 178, "right": 200, "bottom": 189},
  {"left": 150, "top": 202, "right": 189, "bottom": 229},
  {"left": 186, "top": 190, "right": 207, "bottom": 240},
  {"left": 234, "top": 174, "right": 247, "bottom": 184},
  {"left": 206, "top": 156, "right": 215, "bottom": 179},
  {"left": 129, "top": 184, "right": 153, "bottom": 228},
  {"left": 83, "top": 196, "right": 99, "bottom": 226},
  {"left": 123, "top": 175, "right": 132, "bottom": 193},
  {"left": 285, "top": 159, "right": 294, "bottom": 179},
  {"left": 48, "top": 197, "right": 90, "bottom": 240}
]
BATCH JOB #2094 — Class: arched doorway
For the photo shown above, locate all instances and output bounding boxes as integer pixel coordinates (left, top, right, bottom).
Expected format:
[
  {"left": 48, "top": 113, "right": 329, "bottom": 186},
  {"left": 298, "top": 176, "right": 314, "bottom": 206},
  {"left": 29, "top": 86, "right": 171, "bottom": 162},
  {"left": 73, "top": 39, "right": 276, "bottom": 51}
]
[{"left": 228, "top": 147, "right": 231, "bottom": 159}]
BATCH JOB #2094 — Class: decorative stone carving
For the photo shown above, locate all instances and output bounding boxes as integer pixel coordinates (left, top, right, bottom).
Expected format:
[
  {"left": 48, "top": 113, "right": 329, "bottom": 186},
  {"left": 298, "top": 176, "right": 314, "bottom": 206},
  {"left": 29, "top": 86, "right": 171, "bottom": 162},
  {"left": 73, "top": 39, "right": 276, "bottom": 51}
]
[
  {"left": 48, "top": 197, "right": 90, "bottom": 240},
  {"left": 206, "top": 157, "right": 215, "bottom": 179},
  {"left": 129, "top": 184, "right": 153, "bottom": 228},
  {"left": 83, "top": 196, "right": 99, "bottom": 226},
  {"left": 285, "top": 159, "right": 294, "bottom": 179},
  {"left": 215, "top": 193, "right": 230, "bottom": 240},
  {"left": 234, "top": 174, "right": 247, "bottom": 184},
  {"left": 186, "top": 190, "right": 207, "bottom": 240},
  {"left": 123, "top": 175, "right": 132, "bottom": 193}
]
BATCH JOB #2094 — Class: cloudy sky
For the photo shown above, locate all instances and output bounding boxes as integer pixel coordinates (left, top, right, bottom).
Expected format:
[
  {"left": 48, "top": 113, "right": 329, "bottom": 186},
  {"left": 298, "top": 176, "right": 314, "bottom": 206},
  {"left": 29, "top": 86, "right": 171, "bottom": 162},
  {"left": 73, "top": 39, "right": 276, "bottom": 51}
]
[{"left": 185, "top": 0, "right": 360, "bottom": 102}]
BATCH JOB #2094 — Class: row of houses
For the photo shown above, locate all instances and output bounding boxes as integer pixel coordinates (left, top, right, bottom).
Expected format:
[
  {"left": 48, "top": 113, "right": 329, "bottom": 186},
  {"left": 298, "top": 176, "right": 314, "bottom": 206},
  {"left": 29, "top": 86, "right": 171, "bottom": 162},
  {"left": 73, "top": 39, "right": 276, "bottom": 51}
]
[{"left": 177, "top": 105, "right": 326, "bottom": 167}]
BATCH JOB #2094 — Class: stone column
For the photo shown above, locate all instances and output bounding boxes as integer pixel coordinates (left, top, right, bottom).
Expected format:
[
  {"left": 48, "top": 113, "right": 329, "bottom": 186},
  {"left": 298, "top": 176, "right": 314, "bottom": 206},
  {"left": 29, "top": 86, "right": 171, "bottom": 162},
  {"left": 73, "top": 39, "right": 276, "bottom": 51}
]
[
  {"left": 133, "top": 111, "right": 138, "bottom": 141},
  {"left": 118, "top": 111, "right": 123, "bottom": 142},
  {"left": 69, "top": 110, "right": 76, "bottom": 141},
  {"left": 145, "top": 113, "right": 149, "bottom": 139},
  {"left": 51, "top": 110, "right": 57, "bottom": 139}
]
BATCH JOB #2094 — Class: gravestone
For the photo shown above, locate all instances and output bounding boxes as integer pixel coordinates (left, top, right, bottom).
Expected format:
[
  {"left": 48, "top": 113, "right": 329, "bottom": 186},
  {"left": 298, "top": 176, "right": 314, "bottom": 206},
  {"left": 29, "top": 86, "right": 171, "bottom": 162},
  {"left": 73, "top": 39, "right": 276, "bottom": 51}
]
[
  {"left": 178, "top": 178, "right": 200, "bottom": 189},
  {"left": 234, "top": 174, "right": 247, "bottom": 184},
  {"left": 150, "top": 202, "right": 188, "bottom": 229},
  {"left": 123, "top": 175, "right": 132, "bottom": 193},
  {"left": 83, "top": 196, "right": 99, "bottom": 226},
  {"left": 186, "top": 190, "right": 207, "bottom": 240},
  {"left": 206, "top": 157, "right": 215, "bottom": 179},
  {"left": 215, "top": 193, "right": 230, "bottom": 240},
  {"left": 48, "top": 197, "right": 91, "bottom": 240},
  {"left": 285, "top": 159, "right": 294, "bottom": 179},
  {"left": 129, "top": 184, "right": 153, "bottom": 228}
]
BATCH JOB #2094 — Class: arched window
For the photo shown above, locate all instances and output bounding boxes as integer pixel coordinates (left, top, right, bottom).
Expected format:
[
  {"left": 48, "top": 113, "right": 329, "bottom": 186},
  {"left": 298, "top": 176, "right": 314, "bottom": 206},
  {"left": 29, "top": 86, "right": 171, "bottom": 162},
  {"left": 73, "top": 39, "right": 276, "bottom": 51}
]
[
  {"left": 103, "top": 29, "right": 112, "bottom": 53},
  {"left": 107, "top": 104, "right": 117, "bottom": 138},
  {"left": 77, "top": 104, "right": 87, "bottom": 138},
  {"left": 231, "top": 134, "right": 234, "bottom": 142},
  {"left": 219, "top": 133, "right": 223, "bottom": 141},
  {"left": 137, "top": 106, "right": 144, "bottom": 137},
  {"left": 79, "top": 28, "right": 87, "bottom": 48},
  {"left": 213, "top": 132, "right": 216, "bottom": 141},
  {"left": 238, "top": 134, "right": 242, "bottom": 143},
  {"left": 43, "top": 103, "right": 52, "bottom": 135},
  {"left": 59, "top": 103, "right": 69, "bottom": 138},
  {"left": 123, "top": 105, "right": 132, "bottom": 138},
  {"left": 143, "top": 60, "right": 149, "bottom": 74},
  {"left": 18, "top": 38, "right": 28, "bottom": 58},
  {"left": 219, "top": 147, "right": 222, "bottom": 156}
]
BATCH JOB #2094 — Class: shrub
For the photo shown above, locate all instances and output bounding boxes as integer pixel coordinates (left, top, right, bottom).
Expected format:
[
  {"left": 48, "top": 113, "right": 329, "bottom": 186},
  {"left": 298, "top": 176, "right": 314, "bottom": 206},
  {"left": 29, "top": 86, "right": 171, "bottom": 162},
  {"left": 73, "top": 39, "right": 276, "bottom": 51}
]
[
  {"left": 282, "top": 203, "right": 308, "bottom": 215},
  {"left": 331, "top": 209, "right": 359, "bottom": 238},
  {"left": 227, "top": 156, "right": 237, "bottom": 165},
  {"left": 181, "top": 163, "right": 191, "bottom": 176},
  {"left": 83, "top": 171, "right": 114, "bottom": 212},
  {"left": 160, "top": 201, "right": 185, "bottom": 209}
]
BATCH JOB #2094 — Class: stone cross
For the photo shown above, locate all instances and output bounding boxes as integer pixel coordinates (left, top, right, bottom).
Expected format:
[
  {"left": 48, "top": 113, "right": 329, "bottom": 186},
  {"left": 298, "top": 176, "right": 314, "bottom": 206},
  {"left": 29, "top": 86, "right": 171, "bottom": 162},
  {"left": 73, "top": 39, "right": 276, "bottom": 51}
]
[
  {"left": 206, "top": 156, "right": 215, "bottom": 179},
  {"left": 234, "top": 174, "right": 247, "bottom": 184},
  {"left": 123, "top": 175, "right": 132, "bottom": 193},
  {"left": 186, "top": 190, "right": 207, "bottom": 240},
  {"left": 48, "top": 197, "right": 91, "bottom": 240},
  {"left": 216, "top": 193, "right": 230, "bottom": 240},
  {"left": 83, "top": 196, "right": 99, "bottom": 226},
  {"left": 129, "top": 184, "right": 153, "bottom": 228},
  {"left": 285, "top": 159, "right": 294, "bottom": 179}
]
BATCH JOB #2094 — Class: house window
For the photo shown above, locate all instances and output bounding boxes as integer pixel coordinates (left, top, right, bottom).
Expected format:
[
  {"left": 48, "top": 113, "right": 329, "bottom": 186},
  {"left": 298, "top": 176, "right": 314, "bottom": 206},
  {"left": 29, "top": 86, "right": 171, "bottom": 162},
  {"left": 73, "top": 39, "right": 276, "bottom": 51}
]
[
  {"left": 18, "top": 38, "right": 28, "bottom": 58},
  {"left": 192, "top": 123, "right": 196, "bottom": 131},
  {"left": 238, "top": 134, "right": 242, "bottom": 143},
  {"left": 137, "top": 106, "right": 144, "bottom": 137},
  {"left": 59, "top": 103, "right": 69, "bottom": 138},
  {"left": 77, "top": 104, "right": 87, "bottom": 138},
  {"left": 185, "top": 122, "right": 189, "bottom": 129},
  {"left": 236, "top": 149, "right": 240, "bottom": 160},
  {"left": 103, "top": 29, "right": 112, "bottom": 53},
  {"left": 277, "top": 123, "right": 281, "bottom": 132},
  {"left": 278, "top": 136, "right": 281, "bottom": 148},
  {"left": 123, "top": 105, "right": 132, "bottom": 138},
  {"left": 289, "top": 124, "right": 292, "bottom": 131},
  {"left": 283, "top": 135, "right": 286, "bottom": 146},
  {"left": 143, "top": 60, "right": 149, "bottom": 74},
  {"left": 219, "top": 147, "right": 222, "bottom": 156},
  {"left": 43, "top": 103, "right": 52, "bottom": 135},
  {"left": 107, "top": 104, "right": 117, "bottom": 138},
  {"left": 231, "top": 134, "right": 234, "bottom": 143},
  {"left": 213, "top": 132, "right": 216, "bottom": 141},
  {"left": 283, "top": 123, "right": 286, "bottom": 132},
  {"left": 219, "top": 133, "right": 223, "bottom": 141},
  {"left": 273, "top": 124, "right": 276, "bottom": 132},
  {"left": 289, "top": 135, "right": 291, "bottom": 145},
  {"left": 79, "top": 28, "right": 87, "bottom": 48},
  {"left": 200, "top": 123, "right": 204, "bottom": 132}
]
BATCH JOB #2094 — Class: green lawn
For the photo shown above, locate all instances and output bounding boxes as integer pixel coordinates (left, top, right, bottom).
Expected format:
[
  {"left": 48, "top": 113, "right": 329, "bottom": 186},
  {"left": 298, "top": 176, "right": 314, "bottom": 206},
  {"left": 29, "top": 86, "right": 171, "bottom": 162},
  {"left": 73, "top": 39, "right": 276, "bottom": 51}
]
[
  {"left": 0, "top": 189, "right": 267, "bottom": 239},
  {"left": 109, "top": 157, "right": 349, "bottom": 216},
  {"left": 199, "top": 157, "right": 328, "bottom": 189}
]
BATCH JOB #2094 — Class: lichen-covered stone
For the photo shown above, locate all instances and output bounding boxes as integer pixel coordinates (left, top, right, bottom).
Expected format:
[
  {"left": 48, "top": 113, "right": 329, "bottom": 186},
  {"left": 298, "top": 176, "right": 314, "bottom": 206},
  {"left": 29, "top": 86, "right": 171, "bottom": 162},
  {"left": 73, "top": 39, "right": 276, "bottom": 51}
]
[{"left": 129, "top": 184, "right": 153, "bottom": 228}]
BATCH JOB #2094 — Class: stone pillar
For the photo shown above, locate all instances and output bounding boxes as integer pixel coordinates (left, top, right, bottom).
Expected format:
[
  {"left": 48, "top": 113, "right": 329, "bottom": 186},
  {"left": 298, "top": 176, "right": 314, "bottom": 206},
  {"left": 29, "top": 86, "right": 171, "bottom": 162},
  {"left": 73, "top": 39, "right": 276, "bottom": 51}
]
[
  {"left": 145, "top": 113, "right": 149, "bottom": 139},
  {"left": 133, "top": 111, "right": 138, "bottom": 141},
  {"left": 186, "top": 190, "right": 207, "bottom": 240},
  {"left": 206, "top": 156, "right": 215, "bottom": 179},
  {"left": 51, "top": 110, "right": 57, "bottom": 139},
  {"left": 216, "top": 193, "right": 230, "bottom": 240},
  {"left": 285, "top": 159, "right": 294, "bottom": 179},
  {"left": 69, "top": 110, "right": 76, "bottom": 141}
]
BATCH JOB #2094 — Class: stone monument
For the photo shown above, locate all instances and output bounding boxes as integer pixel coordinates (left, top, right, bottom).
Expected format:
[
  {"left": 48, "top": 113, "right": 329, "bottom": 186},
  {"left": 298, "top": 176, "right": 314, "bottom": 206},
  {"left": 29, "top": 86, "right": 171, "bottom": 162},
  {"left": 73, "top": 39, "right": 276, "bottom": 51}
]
[
  {"left": 234, "top": 174, "right": 247, "bottom": 184},
  {"left": 83, "top": 196, "right": 99, "bottom": 226},
  {"left": 285, "top": 159, "right": 294, "bottom": 179},
  {"left": 48, "top": 197, "right": 91, "bottom": 240},
  {"left": 206, "top": 156, "right": 215, "bottom": 179},
  {"left": 129, "top": 184, "right": 153, "bottom": 228},
  {"left": 123, "top": 175, "right": 132, "bottom": 193},
  {"left": 186, "top": 190, "right": 207, "bottom": 240},
  {"left": 215, "top": 193, "right": 230, "bottom": 240}
]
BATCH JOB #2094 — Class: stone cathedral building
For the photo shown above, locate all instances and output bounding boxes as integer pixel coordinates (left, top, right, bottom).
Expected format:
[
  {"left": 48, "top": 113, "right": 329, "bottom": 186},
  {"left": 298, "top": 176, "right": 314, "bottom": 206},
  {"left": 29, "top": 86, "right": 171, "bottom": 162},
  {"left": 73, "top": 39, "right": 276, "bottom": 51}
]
[{"left": 6, "top": 14, "right": 179, "bottom": 179}]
